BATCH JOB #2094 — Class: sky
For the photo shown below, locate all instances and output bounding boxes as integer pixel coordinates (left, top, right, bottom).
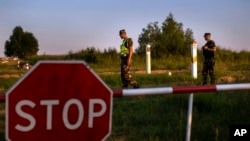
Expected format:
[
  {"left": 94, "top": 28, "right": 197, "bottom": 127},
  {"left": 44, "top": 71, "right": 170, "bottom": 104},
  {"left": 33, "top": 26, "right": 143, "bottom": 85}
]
[{"left": 0, "top": 0, "right": 250, "bottom": 57}]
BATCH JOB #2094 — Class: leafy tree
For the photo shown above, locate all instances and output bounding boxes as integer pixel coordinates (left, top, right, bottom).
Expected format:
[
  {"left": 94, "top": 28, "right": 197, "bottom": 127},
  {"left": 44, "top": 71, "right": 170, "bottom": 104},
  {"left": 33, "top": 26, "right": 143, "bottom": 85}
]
[
  {"left": 82, "top": 47, "right": 99, "bottom": 63},
  {"left": 4, "top": 26, "right": 39, "bottom": 59},
  {"left": 137, "top": 13, "right": 194, "bottom": 58},
  {"left": 137, "top": 22, "right": 161, "bottom": 57}
]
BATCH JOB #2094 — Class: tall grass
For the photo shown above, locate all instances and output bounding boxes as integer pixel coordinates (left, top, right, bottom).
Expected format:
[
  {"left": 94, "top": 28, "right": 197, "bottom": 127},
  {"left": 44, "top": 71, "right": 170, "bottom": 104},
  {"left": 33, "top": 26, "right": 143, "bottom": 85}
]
[{"left": 26, "top": 47, "right": 250, "bottom": 73}]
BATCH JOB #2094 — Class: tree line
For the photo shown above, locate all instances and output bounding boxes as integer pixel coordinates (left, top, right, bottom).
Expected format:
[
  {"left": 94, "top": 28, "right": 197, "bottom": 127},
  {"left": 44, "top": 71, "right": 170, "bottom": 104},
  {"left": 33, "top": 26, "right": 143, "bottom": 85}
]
[
  {"left": 4, "top": 13, "right": 193, "bottom": 59},
  {"left": 4, "top": 13, "right": 250, "bottom": 64}
]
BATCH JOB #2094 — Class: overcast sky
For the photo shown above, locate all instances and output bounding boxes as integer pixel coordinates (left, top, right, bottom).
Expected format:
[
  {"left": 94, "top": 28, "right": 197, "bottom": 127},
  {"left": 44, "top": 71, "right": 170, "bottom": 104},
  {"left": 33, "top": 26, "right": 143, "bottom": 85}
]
[{"left": 0, "top": 0, "right": 250, "bottom": 56}]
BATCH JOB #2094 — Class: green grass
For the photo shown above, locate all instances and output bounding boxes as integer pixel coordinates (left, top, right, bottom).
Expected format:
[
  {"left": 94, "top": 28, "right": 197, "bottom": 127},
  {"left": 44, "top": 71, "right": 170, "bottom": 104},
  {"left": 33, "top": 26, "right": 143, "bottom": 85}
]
[
  {"left": 0, "top": 78, "right": 19, "bottom": 93},
  {"left": 99, "top": 66, "right": 250, "bottom": 141},
  {"left": 109, "top": 95, "right": 188, "bottom": 141},
  {"left": 0, "top": 50, "right": 249, "bottom": 140},
  {"left": 100, "top": 65, "right": 250, "bottom": 140},
  {"left": 0, "top": 61, "right": 25, "bottom": 93},
  {"left": 107, "top": 91, "right": 250, "bottom": 141}
]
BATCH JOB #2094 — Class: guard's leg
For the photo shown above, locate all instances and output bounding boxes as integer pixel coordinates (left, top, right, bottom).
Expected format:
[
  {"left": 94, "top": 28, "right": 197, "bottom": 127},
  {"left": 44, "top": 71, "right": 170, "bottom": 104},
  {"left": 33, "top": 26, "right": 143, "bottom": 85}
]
[
  {"left": 124, "top": 65, "right": 140, "bottom": 88},
  {"left": 121, "top": 64, "right": 128, "bottom": 89},
  {"left": 202, "top": 61, "right": 209, "bottom": 85},
  {"left": 208, "top": 58, "right": 215, "bottom": 84}
]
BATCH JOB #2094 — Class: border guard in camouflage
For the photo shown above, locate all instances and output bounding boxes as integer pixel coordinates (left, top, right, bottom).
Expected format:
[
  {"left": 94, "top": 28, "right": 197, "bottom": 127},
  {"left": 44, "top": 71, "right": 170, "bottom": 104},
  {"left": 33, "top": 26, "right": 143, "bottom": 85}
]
[
  {"left": 202, "top": 33, "right": 217, "bottom": 85},
  {"left": 119, "top": 29, "right": 140, "bottom": 89}
]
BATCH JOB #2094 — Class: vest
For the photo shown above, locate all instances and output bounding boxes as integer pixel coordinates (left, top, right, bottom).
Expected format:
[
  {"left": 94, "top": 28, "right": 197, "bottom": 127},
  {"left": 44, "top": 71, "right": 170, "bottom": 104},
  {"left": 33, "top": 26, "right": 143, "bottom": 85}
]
[{"left": 120, "top": 38, "right": 129, "bottom": 57}]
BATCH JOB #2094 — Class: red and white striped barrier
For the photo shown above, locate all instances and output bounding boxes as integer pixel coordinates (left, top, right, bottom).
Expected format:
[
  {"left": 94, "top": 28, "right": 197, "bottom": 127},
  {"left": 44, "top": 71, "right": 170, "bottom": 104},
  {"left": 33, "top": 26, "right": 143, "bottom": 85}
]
[
  {"left": 113, "top": 83, "right": 250, "bottom": 97},
  {"left": 0, "top": 83, "right": 249, "bottom": 102}
]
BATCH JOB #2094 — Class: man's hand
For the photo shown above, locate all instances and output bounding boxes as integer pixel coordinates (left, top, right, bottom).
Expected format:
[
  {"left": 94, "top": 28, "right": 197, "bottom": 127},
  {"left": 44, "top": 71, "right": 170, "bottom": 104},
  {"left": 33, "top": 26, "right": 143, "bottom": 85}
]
[
  {"left": 203, "top": 46, "right": 208, "bottom": 50},
  {"left": 204, "top": 46, "right": 216, "bottom": 52},
  {"left": 127, "top": 59, "right": 131, "bottom": 66},
  {"left": 127, "top": 46, "right": 133, "bottom": 66}
]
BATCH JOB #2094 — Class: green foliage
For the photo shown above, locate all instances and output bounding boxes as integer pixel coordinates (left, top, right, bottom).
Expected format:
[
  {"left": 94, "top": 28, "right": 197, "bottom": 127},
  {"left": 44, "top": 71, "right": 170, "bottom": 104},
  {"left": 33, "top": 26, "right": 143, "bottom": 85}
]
[
  {"left": 25, "top": 46, "right": 250, "bottom": 79},
  {"left": 137, "top": 21, "right": 162, "bottom": 57},
  {"left": 64, "top": 47, "right": 120, "bottom": 70},
  {"left": 4, "top": 26, "right": 39, "bottom": 59},
  {"left": 216, "top": 47, "right": 250, "bottom": 63},
  {"left": 137, "top": 13, "right": 194, "bottom": 58},
  {"left": 65, "top": 47, "right": 101, "bottom": 64},
  {"left": 0, "top": 78, "right": 19, "bottom": 93},
  {"left": 103, "top": 47, "right": 118, "bottom": 58},
  {"left": 28, "top": 54, "right": 65, "bottom": 65},
  {"left": 28, "top": 47, "right": 117, "bottom": 65}
]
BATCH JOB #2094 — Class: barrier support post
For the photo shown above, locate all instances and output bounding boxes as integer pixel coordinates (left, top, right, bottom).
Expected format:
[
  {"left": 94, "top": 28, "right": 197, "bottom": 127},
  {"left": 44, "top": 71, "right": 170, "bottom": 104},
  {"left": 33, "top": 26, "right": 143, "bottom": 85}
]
[{"left": 186, "top": 41, "right": 198, "bottom": 141}]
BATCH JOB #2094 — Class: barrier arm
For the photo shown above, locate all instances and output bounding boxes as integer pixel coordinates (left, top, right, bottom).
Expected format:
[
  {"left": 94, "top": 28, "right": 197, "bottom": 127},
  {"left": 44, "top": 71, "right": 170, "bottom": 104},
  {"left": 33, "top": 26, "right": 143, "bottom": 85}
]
[
  {"left": 113, "top": 83, "right": 250, "bottom": 97},
  {"left": 0, "top": 83, "right": 249, "bottom": 102}
]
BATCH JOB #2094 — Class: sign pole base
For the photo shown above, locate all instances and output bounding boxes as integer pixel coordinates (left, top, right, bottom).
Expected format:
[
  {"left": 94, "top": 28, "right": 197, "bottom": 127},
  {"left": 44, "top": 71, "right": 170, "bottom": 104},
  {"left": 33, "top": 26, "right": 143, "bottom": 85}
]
[{"left": 186, "top": 93, "right": 193, "bottom": 141}]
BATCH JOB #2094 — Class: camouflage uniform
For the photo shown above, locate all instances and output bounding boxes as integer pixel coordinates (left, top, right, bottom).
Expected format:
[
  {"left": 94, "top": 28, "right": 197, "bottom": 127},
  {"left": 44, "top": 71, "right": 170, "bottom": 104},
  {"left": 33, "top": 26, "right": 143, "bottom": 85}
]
[
  {"left": 120, "top": 38, "right": 139, "bottom": 89},
  {"left": 202, "top": 40, "right": 216, "bottom": 85}
]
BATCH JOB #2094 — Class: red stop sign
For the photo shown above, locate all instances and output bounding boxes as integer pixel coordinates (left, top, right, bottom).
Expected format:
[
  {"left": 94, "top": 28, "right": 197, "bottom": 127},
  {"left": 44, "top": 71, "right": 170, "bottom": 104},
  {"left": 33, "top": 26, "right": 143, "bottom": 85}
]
[{"left": 6, "top": 61, "right": 113, "bottom": 141}]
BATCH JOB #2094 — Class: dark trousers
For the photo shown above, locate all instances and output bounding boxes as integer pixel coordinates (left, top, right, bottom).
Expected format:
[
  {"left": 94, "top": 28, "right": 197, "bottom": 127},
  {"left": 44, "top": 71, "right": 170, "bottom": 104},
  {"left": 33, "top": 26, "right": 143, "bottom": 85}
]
[
  {"left": 120, "top": 58, "right": 138, "bottom": 88},
  {"left": 202, "top": 58, "right": 215, "bottom": 85}
]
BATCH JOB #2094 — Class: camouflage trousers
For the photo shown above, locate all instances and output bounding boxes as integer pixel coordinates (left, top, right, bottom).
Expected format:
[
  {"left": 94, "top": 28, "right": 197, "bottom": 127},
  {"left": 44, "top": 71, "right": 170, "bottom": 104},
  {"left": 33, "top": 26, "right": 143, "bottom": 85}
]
[
  {"left": 202, "top": 58, "right": 215, "bottom": 85},
  {"left": 121, "top": 59, "right": 138, "bottom": 89}
]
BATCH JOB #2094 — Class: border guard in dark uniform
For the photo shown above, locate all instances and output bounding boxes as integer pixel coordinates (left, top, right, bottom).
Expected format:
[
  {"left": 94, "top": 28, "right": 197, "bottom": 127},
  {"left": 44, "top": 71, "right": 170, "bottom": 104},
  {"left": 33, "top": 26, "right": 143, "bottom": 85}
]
[{"left": 202, "top": 33, "right": 216, "bottom": 85}]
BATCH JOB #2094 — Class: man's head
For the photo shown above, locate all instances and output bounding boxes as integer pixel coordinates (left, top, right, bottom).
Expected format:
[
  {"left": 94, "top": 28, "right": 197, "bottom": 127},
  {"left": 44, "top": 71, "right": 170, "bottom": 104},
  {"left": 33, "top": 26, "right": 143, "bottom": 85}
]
[
  {"left": 119, "top": 29, "right": 127, "bottom": 39},
  {"left": 204, "top": 33, "right": 211, "bottom": 41}
]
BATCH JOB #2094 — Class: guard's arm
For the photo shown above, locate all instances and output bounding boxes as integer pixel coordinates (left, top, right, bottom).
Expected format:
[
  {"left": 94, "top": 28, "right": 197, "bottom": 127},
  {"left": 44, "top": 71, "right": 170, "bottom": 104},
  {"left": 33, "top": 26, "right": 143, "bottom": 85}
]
[
  {"left": 127, "top": 38, "right": 133, "bottom": 66},
  {"left": 204, "top": 46, "right": 216, "bottom": 52},
  {"left": 127, "top": 46, "right": 133, "bottom": 66}
]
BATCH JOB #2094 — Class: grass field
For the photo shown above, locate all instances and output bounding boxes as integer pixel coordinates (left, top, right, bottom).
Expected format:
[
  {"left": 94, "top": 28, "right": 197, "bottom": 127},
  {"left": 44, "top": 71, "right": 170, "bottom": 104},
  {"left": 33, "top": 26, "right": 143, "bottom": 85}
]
[
  {"left": 0, "top": 50, "right": 250, "bottom": 141},
  {"left": 108, "top": 91, "right": 250, "bottom": 141},
  {"left": 103, "top": 74, "right": 250, "bottom": 141}
]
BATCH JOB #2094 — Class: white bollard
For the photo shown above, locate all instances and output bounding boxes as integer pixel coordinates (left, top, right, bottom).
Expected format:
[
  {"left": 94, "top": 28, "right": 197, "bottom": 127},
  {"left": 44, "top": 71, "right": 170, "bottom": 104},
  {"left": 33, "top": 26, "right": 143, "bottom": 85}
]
[
  {"left": 146, "top": 44, "right": 151, "bottom": 74},
  {"left": 191, "top": 41, "right": 198, "bottom": 79}
]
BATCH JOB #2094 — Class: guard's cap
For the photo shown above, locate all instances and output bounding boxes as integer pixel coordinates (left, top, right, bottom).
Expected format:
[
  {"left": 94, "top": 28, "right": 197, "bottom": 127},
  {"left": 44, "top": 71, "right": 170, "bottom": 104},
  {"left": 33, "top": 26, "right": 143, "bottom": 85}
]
[
  {"left": 119, "top": 29, "right": 126, "bottom": 35},
  {"left": 204, "top": 33, "right": 211, "bottom": 37}
]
